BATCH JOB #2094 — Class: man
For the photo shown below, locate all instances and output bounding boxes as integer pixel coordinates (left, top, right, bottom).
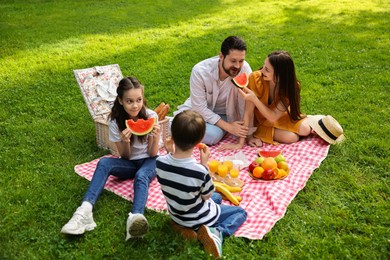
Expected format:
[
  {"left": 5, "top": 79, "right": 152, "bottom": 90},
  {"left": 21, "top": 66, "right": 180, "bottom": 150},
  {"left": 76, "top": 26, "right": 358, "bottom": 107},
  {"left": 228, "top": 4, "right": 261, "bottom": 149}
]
[{"left": 174, "top": 36, "right": 252, "bottom": 145}]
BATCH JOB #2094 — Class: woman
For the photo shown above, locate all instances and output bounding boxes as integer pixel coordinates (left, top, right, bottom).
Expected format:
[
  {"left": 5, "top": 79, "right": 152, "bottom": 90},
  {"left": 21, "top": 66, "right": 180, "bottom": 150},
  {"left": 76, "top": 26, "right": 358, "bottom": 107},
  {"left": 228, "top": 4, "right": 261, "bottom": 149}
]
[
  {"left": 222, "top": 51, "right": 311, "bottom": 150},
  {"left": 61, "top": 76, "right": 160, "bottom": 240}
]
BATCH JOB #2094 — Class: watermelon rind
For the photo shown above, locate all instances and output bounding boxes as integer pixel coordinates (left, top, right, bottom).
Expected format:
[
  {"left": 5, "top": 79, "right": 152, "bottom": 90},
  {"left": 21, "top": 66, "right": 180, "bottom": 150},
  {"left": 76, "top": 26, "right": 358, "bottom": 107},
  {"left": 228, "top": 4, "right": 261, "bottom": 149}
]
[
  {"left": 258, "top": 150, "right": 282, "bottom": 158},
  {"left": 125, "top": 118, "right": 156, "bottom": 136},
  {"left": 232, "top": 72, "right": 248, "bottom": 89}
]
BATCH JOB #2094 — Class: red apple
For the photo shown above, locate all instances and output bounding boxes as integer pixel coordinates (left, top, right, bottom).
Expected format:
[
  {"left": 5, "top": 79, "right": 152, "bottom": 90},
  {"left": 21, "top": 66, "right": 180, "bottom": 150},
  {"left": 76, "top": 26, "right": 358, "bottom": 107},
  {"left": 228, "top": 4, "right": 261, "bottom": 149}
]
[
  {"left": 262, "top": 169, "right": 276, "bottom": 180},
  {"left": 248, "top": 161, "right": 260, "bottom": 173}
]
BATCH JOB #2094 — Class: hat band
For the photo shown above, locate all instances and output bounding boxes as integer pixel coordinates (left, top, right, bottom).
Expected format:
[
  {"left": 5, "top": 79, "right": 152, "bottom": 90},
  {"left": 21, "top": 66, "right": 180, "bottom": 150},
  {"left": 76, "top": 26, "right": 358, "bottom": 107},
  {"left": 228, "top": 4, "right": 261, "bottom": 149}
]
[{"left": 318, "top": 119, "right": 337, "bottom": 141}]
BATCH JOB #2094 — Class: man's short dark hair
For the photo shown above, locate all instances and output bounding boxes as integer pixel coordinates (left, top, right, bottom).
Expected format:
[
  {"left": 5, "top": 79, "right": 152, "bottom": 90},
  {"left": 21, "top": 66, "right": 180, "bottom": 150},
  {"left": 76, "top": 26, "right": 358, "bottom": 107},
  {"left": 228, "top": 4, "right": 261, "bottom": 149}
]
[{"left": 220, "top": 36, "right": 247, "bottom": 57}]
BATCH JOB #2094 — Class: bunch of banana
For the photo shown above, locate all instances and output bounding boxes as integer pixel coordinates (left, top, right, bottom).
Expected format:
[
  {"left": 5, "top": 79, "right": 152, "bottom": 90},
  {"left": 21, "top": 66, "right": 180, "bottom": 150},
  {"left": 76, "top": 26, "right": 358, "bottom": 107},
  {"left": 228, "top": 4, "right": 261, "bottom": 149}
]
[{"left": 213, "top": 181, "right": 243, "bottom": 206}]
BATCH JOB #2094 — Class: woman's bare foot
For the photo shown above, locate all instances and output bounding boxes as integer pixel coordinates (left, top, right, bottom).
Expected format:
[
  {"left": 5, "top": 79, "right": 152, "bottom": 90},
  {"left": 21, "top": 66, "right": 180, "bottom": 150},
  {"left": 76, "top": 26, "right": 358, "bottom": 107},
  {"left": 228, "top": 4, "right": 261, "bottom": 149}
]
[
  {"left": 247, "top": 135, "right": 263, "bottom": 147},
  {"left": 218, "top": 143, "right": 243, "bottom": 151}
]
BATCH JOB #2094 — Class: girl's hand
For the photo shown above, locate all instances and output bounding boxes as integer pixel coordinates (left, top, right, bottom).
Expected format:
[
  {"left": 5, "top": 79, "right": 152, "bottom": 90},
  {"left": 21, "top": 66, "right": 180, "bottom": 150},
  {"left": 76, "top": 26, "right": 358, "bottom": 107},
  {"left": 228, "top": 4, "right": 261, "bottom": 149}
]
[
  {"left": 239, "top": 87, "right": 257, "bottom": 103},
  {"left": 121, "top": 128, "right": 132, "bottom": 143},
  {"left": 150, "top": 123, "right": 161, "bottom": 139}
]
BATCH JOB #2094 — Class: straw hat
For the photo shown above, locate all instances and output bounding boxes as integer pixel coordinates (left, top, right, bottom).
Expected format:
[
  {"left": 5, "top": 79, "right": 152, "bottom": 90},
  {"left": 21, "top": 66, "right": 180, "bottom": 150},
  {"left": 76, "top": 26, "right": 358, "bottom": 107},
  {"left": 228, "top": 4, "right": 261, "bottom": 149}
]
[{"left": 307, "top": 115, "right": 345, "bottom": 144}]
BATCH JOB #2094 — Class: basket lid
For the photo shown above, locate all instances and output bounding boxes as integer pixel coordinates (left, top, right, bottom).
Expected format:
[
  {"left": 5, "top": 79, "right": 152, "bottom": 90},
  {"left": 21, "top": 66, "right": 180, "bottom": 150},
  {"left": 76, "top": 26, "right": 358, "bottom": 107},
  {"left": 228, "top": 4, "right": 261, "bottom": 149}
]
[{"left": 74, "top": 64, "right": 123, "bottom": 121}]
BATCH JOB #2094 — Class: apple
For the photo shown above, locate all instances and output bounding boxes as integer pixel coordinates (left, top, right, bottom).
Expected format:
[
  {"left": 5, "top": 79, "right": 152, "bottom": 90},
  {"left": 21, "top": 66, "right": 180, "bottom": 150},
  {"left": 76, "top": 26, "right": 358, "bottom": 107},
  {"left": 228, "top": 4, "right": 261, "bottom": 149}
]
[
  {"left": 248, "top": 161, "right": 260, "bottom": 173},
  {"left": 274, "top": 154, "right": 286, "bottom": 163},
  {"left": 262, "top": 169, "right": 276, "bottom": 180},
  {"left": 255, "top": 156, "right": 265, "bottom": 164}
]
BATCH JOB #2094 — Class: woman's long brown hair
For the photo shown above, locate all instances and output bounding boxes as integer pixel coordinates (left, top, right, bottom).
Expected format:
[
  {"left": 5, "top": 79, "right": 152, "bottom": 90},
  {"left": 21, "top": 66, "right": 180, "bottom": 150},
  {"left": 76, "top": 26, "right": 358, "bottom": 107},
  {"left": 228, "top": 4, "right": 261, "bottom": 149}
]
[{"left": 268, "top": 51, "right": 302, "bottom": 121}]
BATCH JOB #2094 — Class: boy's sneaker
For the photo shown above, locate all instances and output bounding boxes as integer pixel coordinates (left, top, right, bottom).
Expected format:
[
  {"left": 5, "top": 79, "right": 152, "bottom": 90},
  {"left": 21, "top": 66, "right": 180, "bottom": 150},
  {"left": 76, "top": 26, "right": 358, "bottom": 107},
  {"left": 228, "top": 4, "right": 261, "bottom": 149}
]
[
  {"left": 170, "top": 220, "right": 197, "bottom": 240},
  {"left": 126, "top": 213, "right": 149, "bottom": 241},
  {"left": 197, "top": 225, "right": 223, "bottom": 259},
  {"left": 61, "top": 206, "right": 96, "bottom": 235}
]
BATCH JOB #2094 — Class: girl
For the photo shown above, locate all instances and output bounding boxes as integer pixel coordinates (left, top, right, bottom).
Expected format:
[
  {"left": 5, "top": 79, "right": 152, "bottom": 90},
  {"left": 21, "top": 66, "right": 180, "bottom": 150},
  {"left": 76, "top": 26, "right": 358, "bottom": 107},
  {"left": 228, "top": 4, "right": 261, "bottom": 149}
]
[
  {"left": 221, "top": 51, "right": 311, "bottom": 150},
  {"left": 61, "top": 76, "right": 161, "bottom": 240}
]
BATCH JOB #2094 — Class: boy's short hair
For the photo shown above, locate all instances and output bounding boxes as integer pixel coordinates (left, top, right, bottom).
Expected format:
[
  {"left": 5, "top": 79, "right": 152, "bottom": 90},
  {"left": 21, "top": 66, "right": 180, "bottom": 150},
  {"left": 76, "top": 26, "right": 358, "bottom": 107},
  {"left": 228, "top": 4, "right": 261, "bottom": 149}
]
[{"left": 171, "top": 110, "right": 205, "bottom": 151}]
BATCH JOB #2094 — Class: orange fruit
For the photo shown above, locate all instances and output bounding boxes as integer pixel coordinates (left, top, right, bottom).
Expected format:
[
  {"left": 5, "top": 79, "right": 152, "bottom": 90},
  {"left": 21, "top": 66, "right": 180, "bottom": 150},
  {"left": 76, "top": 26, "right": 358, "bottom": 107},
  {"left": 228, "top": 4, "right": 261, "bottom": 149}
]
[
  {"left": 208, "top": 160, "right": 219, "bottom": 173},
  {"left": 252, "top": 166, "right": 264, "bottom": 178},
  {"left": 223, "top": 160, "right": 233, "bottom": 171},
  {"left": 217, "top": 164, "right": 229, "bottom": 177},
  {"left": 277, "top": 161, "right": 289, "bottom": 171},
  {"left": 229, "top": 168, "right": 240, "bottom": 178},
  {"left": 261, "top": 157, "right": 277, "bottom": 170}
]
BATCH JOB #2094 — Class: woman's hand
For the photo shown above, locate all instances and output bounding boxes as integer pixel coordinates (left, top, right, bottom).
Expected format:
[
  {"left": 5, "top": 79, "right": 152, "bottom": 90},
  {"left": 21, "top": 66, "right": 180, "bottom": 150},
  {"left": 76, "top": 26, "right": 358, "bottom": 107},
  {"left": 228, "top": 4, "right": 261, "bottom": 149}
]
[{"left": 239, "top": 87, "right": 258, "bottom": 103}]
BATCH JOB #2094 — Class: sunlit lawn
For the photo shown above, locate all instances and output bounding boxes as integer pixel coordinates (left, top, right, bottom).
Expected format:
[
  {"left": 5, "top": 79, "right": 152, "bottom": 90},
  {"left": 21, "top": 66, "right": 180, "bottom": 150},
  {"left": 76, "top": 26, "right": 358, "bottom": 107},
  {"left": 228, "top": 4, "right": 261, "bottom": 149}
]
[{"left": 0, "top": 0, "right": 389, "bottom": 259}]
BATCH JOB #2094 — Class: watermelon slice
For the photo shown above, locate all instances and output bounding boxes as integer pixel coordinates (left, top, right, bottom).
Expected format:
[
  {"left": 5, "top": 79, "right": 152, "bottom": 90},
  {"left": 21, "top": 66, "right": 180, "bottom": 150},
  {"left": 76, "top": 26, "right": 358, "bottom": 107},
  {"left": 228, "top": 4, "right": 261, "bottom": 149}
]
[
  {"left": 258, "top": 150, "right": 282, "bottom": 158},
  {"left": 125, "top": 118, "right": 156, "bottom": 136},
  {"left": 232, "top": 72, "right": 249, "bottom": 89}
]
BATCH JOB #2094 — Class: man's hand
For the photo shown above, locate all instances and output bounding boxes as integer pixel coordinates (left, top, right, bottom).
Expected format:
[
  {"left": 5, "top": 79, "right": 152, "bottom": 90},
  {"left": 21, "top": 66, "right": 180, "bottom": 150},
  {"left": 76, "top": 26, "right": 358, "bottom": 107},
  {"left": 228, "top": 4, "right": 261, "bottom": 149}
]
[{"left": 227, "top": 121, "right": 248, "bottom": 138}]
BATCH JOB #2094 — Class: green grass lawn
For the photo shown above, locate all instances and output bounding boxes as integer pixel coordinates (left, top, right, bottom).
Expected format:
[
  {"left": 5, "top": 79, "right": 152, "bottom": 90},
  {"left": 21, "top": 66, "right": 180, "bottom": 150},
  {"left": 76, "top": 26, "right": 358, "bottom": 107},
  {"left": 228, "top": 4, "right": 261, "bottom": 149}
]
[{"left": 1, "top": 0, "right": 389, "bottom": 259}]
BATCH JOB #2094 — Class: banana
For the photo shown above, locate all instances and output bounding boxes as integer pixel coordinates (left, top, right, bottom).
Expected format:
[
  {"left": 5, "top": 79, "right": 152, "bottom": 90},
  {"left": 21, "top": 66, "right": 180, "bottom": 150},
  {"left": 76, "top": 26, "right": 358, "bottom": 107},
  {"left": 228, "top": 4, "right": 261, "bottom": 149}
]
[
  {"left": 221, "top": 194, "right": 242, "bottom": 202},
  {"left": 213, "top": 182, "right": 240, "bottom": 206},
  {"left": 213, "top": 181, "right": 242, "bottom": 193}
]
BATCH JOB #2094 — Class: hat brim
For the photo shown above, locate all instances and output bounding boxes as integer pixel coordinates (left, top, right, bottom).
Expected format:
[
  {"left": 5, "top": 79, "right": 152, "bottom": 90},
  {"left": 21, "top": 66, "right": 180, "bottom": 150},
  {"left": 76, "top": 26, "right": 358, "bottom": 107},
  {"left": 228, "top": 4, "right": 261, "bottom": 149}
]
[{"left": 307, "top": 115, "right": 344, "bottom": 144}]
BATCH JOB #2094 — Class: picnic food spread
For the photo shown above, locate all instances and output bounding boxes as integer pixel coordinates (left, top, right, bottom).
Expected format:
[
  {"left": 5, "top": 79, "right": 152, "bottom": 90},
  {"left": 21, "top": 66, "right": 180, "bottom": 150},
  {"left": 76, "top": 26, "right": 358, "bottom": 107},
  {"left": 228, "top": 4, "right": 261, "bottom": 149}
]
[
  {"left": 248, "top": 150, "right": 290, "bottom": 180},
  {"left": 125, "top": 118, "right": 156, "bottom": 136},
  {"left": 208, "top": 158, "right": 245, "bottom": 206}
]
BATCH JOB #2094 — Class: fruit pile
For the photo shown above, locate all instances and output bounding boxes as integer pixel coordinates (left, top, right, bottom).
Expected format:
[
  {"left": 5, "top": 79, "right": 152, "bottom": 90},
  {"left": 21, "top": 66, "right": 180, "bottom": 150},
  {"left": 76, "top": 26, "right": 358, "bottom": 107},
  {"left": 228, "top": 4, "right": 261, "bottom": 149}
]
[{"left": 248, "top": 150, "right": 290, "bottom": 180}]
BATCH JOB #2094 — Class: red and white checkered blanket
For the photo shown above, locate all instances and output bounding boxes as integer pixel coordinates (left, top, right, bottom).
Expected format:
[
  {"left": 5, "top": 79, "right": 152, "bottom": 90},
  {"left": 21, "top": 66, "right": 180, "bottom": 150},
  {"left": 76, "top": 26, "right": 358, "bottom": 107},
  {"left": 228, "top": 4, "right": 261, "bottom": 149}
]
[{"left": 74, "top": 133, "right": 329, "bottom": 240}]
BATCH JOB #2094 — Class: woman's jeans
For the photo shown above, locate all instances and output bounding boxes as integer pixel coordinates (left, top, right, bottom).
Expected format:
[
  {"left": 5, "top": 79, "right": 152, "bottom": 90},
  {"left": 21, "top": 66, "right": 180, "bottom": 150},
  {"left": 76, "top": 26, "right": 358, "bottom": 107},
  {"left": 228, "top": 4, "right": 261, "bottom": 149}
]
[
  {"left": 211, "top": 192, "right": 247, "bottom": 238},
  {"left": 203, "top": 115, "right": 228, "bottom": 146},
  {"left": 83, "top": 156, "right": 157, "bottom": 214}
]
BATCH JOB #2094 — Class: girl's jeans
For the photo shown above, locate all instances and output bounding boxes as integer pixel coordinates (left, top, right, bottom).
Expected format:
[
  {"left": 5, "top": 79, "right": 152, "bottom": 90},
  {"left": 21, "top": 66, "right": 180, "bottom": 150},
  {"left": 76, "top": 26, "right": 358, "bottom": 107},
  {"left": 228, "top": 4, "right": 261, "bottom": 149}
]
[
  {"left": 211, "top": 192, "right": 247, "bottom": 238},
  {"left": 83, "top": 156, "right": 157, "bottom": 214}
]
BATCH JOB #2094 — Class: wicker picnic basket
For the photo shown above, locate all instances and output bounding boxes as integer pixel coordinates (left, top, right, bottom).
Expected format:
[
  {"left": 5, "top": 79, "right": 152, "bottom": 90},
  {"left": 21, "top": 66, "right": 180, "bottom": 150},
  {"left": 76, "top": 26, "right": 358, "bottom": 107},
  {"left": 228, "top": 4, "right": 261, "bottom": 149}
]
[{"left": 74, "top": 64, "right": 169, "bottom": 156}]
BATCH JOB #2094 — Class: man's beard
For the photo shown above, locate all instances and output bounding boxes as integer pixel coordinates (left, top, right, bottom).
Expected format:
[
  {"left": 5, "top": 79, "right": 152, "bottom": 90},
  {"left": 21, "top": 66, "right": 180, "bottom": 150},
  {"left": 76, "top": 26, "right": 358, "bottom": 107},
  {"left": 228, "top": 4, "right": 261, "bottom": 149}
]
[{"left": 221, "top": 58, "right": 240, "bottom": 77}]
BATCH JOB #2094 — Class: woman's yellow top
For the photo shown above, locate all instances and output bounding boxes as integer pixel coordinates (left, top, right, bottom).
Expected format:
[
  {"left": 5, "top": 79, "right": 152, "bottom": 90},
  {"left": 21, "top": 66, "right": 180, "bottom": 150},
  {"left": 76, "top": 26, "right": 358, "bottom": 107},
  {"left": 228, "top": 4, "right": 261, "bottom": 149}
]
[{"left": 248, "top": 70, "right": 304, "bottom": 145}]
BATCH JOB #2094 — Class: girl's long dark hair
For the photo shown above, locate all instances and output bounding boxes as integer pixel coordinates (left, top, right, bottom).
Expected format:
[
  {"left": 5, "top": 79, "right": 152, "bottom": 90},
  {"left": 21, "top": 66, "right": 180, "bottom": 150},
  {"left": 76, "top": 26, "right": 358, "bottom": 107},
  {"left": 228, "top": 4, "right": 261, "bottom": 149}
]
[
  {"left": 109, "top": 76, "right": 148, "bottom": 143},
  {"left": 268, "top": 51, "right": 302, "bottom": 121}
]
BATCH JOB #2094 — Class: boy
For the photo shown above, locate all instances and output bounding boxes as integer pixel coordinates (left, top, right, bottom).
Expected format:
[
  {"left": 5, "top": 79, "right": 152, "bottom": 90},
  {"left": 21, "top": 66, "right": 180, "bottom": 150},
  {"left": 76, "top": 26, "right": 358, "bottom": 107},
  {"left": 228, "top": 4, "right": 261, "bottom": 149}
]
[{"left": 156, "top": 110, "right": 247, "bottom": 258}]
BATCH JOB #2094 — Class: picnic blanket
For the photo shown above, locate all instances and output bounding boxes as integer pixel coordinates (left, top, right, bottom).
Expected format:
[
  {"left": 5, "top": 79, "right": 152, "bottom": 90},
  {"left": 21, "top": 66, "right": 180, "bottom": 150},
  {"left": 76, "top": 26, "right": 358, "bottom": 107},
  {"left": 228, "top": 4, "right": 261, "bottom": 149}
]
[{"left": 74, "top": 133, "right": 330, "bottom": 240}]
